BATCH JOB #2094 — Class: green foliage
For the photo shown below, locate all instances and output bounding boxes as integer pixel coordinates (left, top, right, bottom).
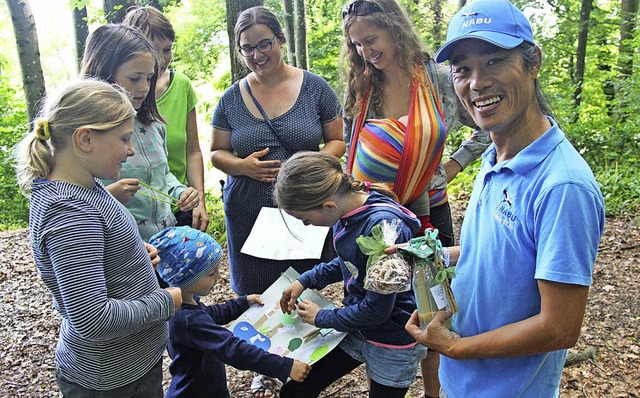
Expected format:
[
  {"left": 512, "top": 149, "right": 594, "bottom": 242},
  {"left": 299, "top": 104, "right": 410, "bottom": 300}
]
[
  {"left": 593, "top": 161, "right": 640, "bottom": 216},
  {"left": 205, "top": 189, "right": 226, "bottom": 246},
  {"left": 165, "top": 0, "right": 226, "bottom": 82},
  {"left": 306, "top": 0, "right": 343, "bottom": 87},
  {"left": 0, "top": 74, "right": 29, "bottom": 231},
  {"left": 446, "top": 158, "right": 480, "bottom": 206}
]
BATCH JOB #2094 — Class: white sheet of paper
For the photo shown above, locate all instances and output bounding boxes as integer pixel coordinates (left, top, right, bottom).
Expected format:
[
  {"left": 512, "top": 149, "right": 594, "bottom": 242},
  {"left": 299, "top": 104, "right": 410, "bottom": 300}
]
[{"left": 241, "top": 207, "right": 330, "bottom": 260}]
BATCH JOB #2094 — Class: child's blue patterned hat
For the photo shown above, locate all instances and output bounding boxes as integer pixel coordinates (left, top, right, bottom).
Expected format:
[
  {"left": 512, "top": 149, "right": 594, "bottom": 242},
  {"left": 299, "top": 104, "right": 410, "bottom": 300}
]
[{"left": 149, "top": 226, "right": 223, "bottom": 288}]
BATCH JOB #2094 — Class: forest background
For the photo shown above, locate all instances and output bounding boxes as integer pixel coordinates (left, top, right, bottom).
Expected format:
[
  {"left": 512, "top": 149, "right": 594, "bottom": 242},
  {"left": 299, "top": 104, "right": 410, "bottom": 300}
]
[{"left": 0, "top": 0, "right": 638, "bottom": 237}]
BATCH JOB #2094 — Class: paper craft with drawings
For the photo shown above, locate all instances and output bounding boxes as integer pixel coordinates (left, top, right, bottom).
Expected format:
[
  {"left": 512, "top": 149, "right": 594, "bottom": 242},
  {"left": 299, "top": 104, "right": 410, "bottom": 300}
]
[
  {"left": 227, "top": 267, "right": 346, "bottom": 365},
  {"left": 240, "top": 207, "right": 330, "bottom": 260}
]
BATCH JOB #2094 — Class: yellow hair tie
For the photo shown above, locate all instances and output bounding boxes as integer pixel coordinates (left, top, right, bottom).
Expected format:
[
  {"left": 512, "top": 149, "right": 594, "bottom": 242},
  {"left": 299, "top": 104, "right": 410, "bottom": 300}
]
[{"left": 35, "top": 119, "right": 50, "bottom": 141}]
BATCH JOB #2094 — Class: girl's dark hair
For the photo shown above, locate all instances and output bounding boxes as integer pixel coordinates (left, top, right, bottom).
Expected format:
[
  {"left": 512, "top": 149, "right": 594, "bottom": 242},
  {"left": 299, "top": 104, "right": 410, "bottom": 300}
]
[
  {"left": 79, "top": 24, "right": 164, "bottom": 125},
  {"left": 233, "top": 6, "right": 285, "bottom": 61},
  {"left": 274, "top": 151, "right": 397, "bottom": 211}
]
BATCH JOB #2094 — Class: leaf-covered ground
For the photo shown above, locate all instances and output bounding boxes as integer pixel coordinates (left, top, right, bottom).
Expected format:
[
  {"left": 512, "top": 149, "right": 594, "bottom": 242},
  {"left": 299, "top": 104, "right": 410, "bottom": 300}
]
[{"left": 1, "top": 202, "right": 638, "bottom": 397}]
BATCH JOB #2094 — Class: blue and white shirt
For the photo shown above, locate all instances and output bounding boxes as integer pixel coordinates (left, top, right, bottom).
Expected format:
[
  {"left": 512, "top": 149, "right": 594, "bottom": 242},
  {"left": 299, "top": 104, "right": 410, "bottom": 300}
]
[
  {"left": 29, "top": 177, "right": 174, "bottom": 390},
  {"left": 440, "top": 118, "right": 605, "bottom": 397}
]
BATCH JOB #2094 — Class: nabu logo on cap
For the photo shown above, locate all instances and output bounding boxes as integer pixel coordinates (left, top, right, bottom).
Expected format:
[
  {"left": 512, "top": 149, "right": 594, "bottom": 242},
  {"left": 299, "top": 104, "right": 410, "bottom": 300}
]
[
  {"left": 460, "top": 12, "right": 493, "bottom": 31},
  {"left": 434, "top": 0, "right": 536, "bottom": 63}
]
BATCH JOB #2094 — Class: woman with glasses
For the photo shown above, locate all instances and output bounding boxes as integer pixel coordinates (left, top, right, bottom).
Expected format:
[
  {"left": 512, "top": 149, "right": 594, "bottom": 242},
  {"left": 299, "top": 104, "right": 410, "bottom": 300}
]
[
  {"left": 341, "top": 0, "right": 490, "bottom": 397},
  {"left": 210, "top": 7, "right": 345, "bottom": 396}
]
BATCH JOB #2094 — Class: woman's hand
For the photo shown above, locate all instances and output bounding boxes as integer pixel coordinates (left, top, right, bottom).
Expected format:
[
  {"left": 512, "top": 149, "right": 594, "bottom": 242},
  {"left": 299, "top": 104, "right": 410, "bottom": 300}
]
[
  {"left": 106, "top": 178, "right": 140, "bottom": 204},
  {"left": 241, "top": 147, "right": 281, "bottom": 182},
  {"left": 280, "top": 280, "right": 305, "bottom": 314},
  {"left": 177, "top": 187, "right": 199, "bottom": 212}
]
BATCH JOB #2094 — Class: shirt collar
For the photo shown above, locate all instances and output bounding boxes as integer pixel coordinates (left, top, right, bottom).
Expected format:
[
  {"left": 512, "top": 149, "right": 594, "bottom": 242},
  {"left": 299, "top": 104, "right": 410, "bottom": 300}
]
[{"left": 482, "top": 117, "right": 565, "bottom": 175}]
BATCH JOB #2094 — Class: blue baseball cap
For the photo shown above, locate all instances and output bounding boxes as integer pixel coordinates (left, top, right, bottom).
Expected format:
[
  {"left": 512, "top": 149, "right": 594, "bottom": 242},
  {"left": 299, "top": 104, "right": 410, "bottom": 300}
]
[
  {"left": 149, "top": 226, "right": 223, "bottom": 288},
  {"left": 434, "top": 0, "right": 535, "bottom": 63}
]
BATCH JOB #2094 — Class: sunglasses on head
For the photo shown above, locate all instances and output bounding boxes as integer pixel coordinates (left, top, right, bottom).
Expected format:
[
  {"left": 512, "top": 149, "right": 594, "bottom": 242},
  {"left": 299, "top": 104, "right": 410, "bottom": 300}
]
[{"left": 342, "top": 0, "right": 383, "bottom": 19}]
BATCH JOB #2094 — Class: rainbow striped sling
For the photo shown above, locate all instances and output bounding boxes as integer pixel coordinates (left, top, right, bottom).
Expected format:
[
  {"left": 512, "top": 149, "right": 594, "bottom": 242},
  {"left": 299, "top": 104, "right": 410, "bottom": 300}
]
[{"left": 346, "top": 64, "right": 447, "bottom": 206}]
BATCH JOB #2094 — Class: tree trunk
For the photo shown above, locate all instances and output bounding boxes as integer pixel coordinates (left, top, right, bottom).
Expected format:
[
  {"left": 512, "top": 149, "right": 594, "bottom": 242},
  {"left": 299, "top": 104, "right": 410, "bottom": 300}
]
[
  {"left": 293, "top": 0, "right": 307, "bottom": 70},
  {"left": 282, "top": 0, "right": 296, "bottom": 66},
  {"left": 428, "top": 0, "right": 445, "bottom": 49},
  {"left": 226, "top": 0, "right": 263, "bottom": 83},
  {"left": 572, "top": 0, "right": 592, "bottom": 114},
  {"left": 618, "top": 0, "right": 638, "bottom": 78},
  {"left": 615, "top": 0, "right": 638, "bottom": 121},
  {"left": 5, "top": 0, "right": 46, "bottom": 123},
  {"left": 72, "top": 1, "right": 89, "bottom": 72},
  {"left": 103, "top": 0, "right": 137, "bottom": 23}
]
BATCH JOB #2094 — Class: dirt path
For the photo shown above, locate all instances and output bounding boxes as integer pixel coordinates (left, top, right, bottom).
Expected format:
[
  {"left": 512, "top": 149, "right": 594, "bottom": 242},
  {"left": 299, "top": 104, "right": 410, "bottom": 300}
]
[{"left": 0, "top": 204, "right": 638, "bottom": 397}]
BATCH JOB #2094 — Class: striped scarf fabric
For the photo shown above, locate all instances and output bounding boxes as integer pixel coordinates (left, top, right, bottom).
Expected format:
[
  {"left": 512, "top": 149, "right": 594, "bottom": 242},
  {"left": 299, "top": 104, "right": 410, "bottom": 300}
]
[{"left": 347, "top": 64, "right": 447, "bottom": 207}]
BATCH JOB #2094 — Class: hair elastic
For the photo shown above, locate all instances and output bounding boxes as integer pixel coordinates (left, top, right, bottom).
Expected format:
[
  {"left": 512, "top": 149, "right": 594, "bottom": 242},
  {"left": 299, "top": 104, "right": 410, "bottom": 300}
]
[
  {"left": 35, "top": 119, "right": 51, "bottom": 141},
  {"left": 364, "top": 181, "right": 371, "bottom": 192}
]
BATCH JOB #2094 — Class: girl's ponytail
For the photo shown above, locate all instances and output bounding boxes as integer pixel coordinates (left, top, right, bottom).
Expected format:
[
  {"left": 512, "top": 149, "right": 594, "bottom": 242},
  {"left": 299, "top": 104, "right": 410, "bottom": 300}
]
[{"left": 15, "top": 122, "right": 54, "bottom": 195}]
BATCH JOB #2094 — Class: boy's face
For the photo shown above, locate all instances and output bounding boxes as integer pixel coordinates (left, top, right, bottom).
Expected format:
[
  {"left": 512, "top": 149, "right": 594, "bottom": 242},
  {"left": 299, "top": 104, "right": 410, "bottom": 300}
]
[{"left": 187, "top": 267, "right": 221, "bottom": 297}]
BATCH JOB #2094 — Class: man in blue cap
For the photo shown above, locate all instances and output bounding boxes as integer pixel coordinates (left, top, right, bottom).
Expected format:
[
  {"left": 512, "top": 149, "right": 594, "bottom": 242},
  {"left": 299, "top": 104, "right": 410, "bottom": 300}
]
[{"left": 405, "top": 0, "right": 605, "bottom": 396}]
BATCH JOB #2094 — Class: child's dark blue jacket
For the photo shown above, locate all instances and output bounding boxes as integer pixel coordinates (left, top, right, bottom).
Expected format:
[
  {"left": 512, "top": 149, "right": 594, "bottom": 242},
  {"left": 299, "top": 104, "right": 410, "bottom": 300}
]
[
  {"left": 165, "top": 296, "right": 293, "bottom": 398},
  {"left": 297, "top": 192, "right": 421, "bottom": 346}
]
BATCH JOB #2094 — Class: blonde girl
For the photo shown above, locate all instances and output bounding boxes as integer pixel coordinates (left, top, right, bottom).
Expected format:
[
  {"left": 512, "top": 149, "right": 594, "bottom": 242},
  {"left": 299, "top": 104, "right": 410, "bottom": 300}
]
[
  {"left": 15, "top": 79, "right": 181, "bottom": 396},
  {"left": 276, "top": 151, "right": 426, "bottom": 398}
]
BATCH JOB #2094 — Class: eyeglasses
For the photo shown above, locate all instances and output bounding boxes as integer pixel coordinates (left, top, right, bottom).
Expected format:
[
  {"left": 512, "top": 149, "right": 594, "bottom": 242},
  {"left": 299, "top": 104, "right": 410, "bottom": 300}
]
[
  {"left": 239, "top": 35, "right": 277, "bottom": 57},
  {"left": 342, "top": 0, "right": 383, "bottom": 19}
]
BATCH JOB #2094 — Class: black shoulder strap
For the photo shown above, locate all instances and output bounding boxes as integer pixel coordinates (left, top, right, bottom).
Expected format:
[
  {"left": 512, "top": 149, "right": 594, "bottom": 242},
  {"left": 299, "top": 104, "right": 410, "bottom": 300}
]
[{"left": 243, "top": 79, "right": 293, "bottom": 155}]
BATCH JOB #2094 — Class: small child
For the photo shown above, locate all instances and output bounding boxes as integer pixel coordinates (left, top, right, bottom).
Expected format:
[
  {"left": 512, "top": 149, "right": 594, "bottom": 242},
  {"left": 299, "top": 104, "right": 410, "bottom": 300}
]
[
  {"left": 275, "top": 151, "right": 427, "bottom": 398},
  {"left": 149, "top": 226, "right": 311, "bottom": 398}
]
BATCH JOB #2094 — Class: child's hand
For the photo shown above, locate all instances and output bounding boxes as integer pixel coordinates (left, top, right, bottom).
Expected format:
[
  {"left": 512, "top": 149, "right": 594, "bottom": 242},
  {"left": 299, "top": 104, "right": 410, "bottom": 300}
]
[
  {"left": 247, "top": 294, "right": 264, "bottom": 306},
  {"left": 289, "top": 360, "right": 311, "bottom": 382},
  {"left": 177, "top": 187, "right": 200, "bottom": 212},
  {"left": 280, "top": 280, "right": 305, "bottom": 314},
  {"left": 296, "top": 300, "right": 320, "bottom": 325},
  {"left": 144, "top": 242, "right": 160, "bottom": 269},
  {"left": 106, "top": 178, "right": 140, "bottom": 204},
  {"left": 165, "top": 287, "right": 182, "bottom": 313}
]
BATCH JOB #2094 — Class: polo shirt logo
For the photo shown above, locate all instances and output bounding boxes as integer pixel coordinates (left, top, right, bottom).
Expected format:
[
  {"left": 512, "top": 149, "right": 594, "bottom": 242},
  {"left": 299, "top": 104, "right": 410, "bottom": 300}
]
[{"left": 493, "top": 189, "right": 516, "bottom": 229}]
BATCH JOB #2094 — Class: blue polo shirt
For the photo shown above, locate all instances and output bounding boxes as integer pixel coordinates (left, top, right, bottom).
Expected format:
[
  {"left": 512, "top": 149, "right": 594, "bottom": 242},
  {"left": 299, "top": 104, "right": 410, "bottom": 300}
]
[{"left": 440, "top": 118, "right": 605, "bottom": 397}]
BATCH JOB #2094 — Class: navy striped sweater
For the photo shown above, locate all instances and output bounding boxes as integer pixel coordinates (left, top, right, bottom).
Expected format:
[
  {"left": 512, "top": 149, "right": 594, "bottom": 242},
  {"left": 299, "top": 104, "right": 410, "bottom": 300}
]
[{"left": 28, "top": 178, "right": 173, "bottom": 390}]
